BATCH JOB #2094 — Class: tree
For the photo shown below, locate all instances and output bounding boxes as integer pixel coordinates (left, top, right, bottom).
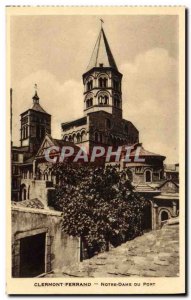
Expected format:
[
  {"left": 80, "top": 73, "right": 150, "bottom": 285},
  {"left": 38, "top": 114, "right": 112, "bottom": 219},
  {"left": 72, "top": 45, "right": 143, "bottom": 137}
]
[{"left": 51, "top": 163, "right": 148, "bottom": 258}]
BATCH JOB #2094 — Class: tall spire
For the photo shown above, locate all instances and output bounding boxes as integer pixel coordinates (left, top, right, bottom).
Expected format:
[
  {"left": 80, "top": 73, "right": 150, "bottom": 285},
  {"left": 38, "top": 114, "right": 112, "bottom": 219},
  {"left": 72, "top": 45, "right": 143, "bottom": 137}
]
[{"left": 86, "top": 27, "right": 118, "bottom": 72}]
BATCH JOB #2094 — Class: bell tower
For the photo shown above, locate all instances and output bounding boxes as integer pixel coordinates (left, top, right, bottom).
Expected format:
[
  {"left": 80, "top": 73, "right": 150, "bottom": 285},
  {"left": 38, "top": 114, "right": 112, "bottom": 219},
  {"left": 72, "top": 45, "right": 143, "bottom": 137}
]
[
  {"left": 82, "top": 26, "right": 123, "bottom": 119},
  {"left": 20, "top": 86, "right": 51, "bottom": 153}
]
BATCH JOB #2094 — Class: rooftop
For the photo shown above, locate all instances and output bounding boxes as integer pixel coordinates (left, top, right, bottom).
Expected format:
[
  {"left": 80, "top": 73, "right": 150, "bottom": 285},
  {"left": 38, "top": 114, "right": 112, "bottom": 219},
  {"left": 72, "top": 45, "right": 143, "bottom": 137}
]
[
  {"left": 62, "top": 116, "right": 87, "bottom": 130},
  {"left": 12, "top": 198, "right": 44, "bottom": 209},
  {"left": 122, "top": 143, "right": 166, "bottom": 160},
  {"left": 154, "top": 193, "right": 179, "bottom": 200}
]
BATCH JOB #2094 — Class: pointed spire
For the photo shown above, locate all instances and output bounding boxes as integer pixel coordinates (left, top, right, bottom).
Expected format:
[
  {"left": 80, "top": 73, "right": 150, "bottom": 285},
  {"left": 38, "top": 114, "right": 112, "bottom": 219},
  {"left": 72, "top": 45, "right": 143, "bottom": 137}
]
[{"left": 86, "top": 27, "right": 118, "bottom": 72}]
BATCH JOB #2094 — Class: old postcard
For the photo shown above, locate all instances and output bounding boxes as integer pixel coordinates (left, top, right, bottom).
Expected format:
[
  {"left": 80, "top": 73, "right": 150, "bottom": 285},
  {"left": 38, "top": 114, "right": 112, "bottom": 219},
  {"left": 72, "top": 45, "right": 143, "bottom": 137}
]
[{"left": 6, "top": 6, "right": 186, "bottom": 295}]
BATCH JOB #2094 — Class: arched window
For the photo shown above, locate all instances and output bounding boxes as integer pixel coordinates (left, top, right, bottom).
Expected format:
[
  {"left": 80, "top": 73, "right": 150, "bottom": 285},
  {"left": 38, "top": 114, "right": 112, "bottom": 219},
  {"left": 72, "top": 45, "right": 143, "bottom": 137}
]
[
  {"left": 77, "top": 133, "right": 81, "bottom": 143},
  {"left": 81, "top": 131, "right": 86, "bottom": 142},
  {"left": 98, "top": 77, "right": 108, "bottom": 88},
  {"left": 73, "top": 134, "right": 77, "bottom": 143},
  {"left": 64, "top": 135, "right": 69, "bottom": 142},
  {"left": 161, "top": 211, "right": 169, "bottom": 222},
  {"left": 98, "top": 94, "right": 109, "bottom": 105},
  {"left": 99, "top": 78, "right": 103, "bottom": 88},
  {"left": 86, "top": 80, "right": 93, "bottom": 91},
  {"left": 86, "top": 98, "right": 93, "bottom": 108},
  {"left": 69, "top": 135, "right": 72, "bottom": 142},
  {"left": 145, "top": 170, "right": 152, "bottom": 183},
  {"left": 103, "top": 78, "right": 107, "bottom": 87}
]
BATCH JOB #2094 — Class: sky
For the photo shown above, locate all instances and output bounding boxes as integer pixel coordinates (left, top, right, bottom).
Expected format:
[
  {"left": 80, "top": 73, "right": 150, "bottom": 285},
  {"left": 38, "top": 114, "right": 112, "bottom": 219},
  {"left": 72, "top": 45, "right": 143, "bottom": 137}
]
[{"left": 10, "top": 15, "right": 179, "bottom": 163}]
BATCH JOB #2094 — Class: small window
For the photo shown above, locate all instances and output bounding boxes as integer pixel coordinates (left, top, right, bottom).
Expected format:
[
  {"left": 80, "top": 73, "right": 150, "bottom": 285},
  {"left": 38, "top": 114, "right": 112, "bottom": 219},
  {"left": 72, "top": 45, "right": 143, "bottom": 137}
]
[{"left": 145, "top": 170, "right": 152, "bottom": 183}]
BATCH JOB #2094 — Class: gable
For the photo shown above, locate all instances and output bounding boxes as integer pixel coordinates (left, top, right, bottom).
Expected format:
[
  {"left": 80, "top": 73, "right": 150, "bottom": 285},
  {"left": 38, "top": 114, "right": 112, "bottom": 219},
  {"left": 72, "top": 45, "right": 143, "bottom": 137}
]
[
  {"left": 35, "top": 135, "right": 55, "bottom": 158},
  {"left": 159, "top": 180, "right": 179, "bottom": 193}
]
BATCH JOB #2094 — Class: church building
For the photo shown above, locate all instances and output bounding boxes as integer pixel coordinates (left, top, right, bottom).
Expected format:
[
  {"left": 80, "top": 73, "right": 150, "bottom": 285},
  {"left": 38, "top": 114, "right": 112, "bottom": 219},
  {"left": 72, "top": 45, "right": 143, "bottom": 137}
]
[
  {"left": 61, "top": 27, "right": 139, "bottom": 152},
  {"left": 11, "top": 23, "right": 179, "bottom": 232}
]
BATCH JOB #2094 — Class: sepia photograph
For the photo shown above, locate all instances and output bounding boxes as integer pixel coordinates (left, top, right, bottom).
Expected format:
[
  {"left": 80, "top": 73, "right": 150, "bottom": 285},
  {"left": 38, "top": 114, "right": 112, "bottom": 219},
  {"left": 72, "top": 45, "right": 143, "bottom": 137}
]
[{"left": 6, "top": 6, "right": 185, "bottom": 295}]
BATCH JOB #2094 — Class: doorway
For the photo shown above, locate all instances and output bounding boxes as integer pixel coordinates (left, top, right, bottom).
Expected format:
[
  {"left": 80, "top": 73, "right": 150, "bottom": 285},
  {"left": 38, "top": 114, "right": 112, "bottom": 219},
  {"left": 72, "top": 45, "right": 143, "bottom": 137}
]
[{"left": 19, "top": 232, "right": 46, "bottom": 277}]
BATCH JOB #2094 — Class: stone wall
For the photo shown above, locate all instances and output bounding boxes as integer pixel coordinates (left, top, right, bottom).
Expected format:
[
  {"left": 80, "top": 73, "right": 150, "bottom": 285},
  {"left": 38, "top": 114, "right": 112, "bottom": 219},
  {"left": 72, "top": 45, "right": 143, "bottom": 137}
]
[
  {"left": 12, "top": 206, "right": 80, "bottom": 277},
  {"left": 20, "top": 178, "right": 54, "bottom": 207},
  {"left": 88, "top": 110, "right": 139, "bottom": 149}
]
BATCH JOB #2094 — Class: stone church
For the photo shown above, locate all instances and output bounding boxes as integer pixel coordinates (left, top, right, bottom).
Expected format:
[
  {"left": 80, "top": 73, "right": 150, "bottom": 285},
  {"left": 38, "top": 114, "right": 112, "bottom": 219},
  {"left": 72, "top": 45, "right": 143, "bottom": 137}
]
[{"left": 11, "top": 28, "right": 179, "bottom": 277}]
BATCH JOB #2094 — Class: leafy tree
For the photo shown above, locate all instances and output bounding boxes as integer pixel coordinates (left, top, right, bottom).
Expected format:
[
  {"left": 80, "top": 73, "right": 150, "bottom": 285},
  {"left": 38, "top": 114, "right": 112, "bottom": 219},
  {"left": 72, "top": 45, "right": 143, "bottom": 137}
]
[{"left": 51, "top": 163, "right": 148, "bottom": 258}]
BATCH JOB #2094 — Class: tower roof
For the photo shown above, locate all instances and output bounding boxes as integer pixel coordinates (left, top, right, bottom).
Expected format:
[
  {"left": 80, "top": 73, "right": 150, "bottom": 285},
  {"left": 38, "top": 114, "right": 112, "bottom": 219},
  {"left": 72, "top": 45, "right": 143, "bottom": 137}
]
[
  {"left": 31, "top": 91, "right": 49, "bottom": 114},
  {"left": 86, "top": 28, "right": 118, "bottom": 72},
  {"left": 31, "top": 102, "right": 48, "bottom": 114}
]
